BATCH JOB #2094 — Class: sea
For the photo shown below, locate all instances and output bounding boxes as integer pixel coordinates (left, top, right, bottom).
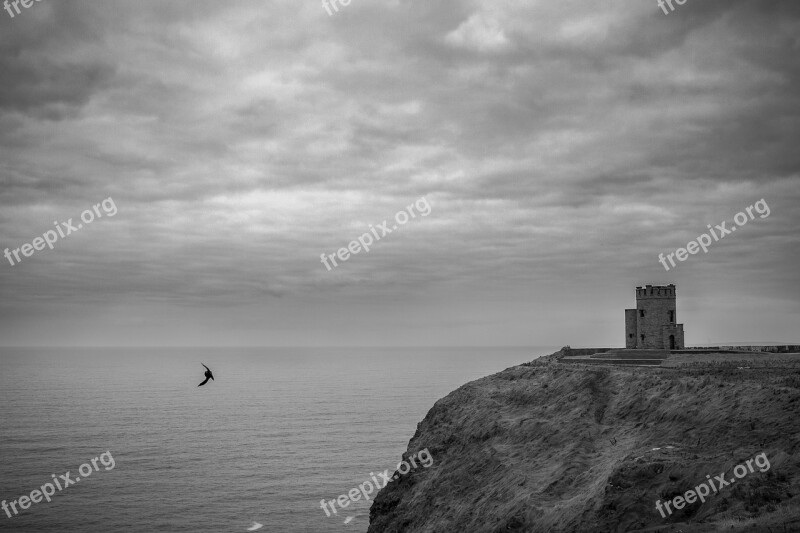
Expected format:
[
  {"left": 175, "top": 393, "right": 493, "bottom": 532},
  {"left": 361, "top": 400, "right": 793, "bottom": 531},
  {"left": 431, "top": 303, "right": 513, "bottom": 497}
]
[{"left": 0, "top": 347, "right": 553, "bottom": 532}]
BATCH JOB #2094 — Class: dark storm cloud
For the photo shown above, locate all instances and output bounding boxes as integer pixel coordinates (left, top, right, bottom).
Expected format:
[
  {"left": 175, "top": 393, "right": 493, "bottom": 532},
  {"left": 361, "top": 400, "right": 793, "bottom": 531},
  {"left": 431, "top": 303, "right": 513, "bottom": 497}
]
[{"left": 0, "top": 57, "right": 114, "bottom": 119}]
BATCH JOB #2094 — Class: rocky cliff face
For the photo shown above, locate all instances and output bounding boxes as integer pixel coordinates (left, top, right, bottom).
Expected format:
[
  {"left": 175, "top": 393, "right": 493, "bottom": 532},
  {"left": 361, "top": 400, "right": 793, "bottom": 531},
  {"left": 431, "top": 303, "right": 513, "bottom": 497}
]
[{"left": 368, "top": 350, "right": 800, "bottom": 532}]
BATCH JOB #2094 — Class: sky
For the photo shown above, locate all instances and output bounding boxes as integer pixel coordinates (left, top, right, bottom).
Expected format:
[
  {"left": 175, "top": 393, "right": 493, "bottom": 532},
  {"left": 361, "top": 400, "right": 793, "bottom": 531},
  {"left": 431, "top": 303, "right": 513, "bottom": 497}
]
[{"left": 1, "top": 0, "right": 798, "bottom": 348}]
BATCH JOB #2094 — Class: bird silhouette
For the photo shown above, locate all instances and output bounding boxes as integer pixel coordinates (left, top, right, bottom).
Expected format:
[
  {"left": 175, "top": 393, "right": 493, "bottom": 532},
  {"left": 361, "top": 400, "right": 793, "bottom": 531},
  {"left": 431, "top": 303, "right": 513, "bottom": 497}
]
[{"left": 198, "top": 363, "right": 214, "bottom": 387}]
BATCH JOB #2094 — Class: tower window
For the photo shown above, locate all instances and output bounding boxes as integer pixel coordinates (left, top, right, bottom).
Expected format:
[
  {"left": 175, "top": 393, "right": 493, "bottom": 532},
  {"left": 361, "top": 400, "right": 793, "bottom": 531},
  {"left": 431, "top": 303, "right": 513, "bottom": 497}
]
[
  {"left": 669, "top": 310, "right": 675, "bottom": 322},
  {"left": 641, "top": 334, "right": 645, "bottom": 342},
  {"left": 629, "top": 334, "right": 633, "bottom": 338},
  {"left": 640, "top": 310, "right": 645, "bottom": 317}
]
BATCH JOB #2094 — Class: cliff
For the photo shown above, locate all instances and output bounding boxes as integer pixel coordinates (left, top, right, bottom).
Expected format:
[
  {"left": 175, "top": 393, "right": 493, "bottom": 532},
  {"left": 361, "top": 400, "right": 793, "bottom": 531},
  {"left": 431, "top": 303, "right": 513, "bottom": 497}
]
[{"left": 368, "top": 349, "right": 800, "bottom": 532}]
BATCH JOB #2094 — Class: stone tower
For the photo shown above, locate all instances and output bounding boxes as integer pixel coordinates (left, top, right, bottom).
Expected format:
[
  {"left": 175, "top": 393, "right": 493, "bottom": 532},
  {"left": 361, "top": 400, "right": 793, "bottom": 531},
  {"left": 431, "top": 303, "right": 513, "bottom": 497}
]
[{"left": 625, "top": 284, "right": 684, "bottom": 350}]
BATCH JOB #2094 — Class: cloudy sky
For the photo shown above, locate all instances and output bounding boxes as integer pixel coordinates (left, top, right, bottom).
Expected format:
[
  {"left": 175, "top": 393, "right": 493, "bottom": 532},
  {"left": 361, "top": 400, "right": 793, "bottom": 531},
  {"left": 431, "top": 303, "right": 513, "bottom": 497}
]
[{"left": 1, "top": 0, "right": 798, "bottom": 347}]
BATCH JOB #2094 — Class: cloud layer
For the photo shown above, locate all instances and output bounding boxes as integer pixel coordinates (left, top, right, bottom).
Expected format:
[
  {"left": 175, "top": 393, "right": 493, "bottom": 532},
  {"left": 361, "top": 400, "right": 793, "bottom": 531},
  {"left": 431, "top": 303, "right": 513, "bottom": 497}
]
[{"left": 1, "top": 0, "right": 799, "bottom": 346}]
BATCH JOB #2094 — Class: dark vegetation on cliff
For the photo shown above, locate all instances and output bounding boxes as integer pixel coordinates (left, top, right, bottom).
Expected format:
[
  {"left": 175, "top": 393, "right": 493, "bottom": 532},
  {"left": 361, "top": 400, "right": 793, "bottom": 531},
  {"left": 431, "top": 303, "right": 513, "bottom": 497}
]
[{"left": 368, "top": 349, "right": 800, "bottom": 532}]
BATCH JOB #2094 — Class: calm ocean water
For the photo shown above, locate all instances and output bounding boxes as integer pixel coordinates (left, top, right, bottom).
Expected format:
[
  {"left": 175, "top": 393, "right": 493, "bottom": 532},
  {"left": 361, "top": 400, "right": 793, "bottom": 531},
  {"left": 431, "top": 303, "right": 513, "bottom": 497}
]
[{"left": 0, "top": 347, "right": 552, "bottom": 532}]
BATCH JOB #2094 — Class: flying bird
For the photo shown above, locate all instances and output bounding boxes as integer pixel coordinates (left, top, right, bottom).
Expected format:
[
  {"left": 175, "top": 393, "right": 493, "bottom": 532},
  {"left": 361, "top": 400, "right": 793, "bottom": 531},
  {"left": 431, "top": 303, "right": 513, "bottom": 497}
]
[
  {"left": 198, "top": 363, "right": 214, "bottom": 387},
  {"left": 246, "top": 522, "right": 263, "bottom": 531}
]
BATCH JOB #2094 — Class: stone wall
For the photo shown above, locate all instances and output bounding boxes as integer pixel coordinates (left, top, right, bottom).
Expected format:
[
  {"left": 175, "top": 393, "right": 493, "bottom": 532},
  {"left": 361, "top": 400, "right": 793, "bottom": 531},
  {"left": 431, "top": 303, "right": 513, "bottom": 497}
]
[
  {"left": 635, "top": 285, "right": 678, "bottom": 349},
  {"left": 689, "top": 345, "right": 800, "bottom": 353},
  {"left": 660, "top": 324, "right": 684, "bottom": 349},
  {"left": 625, "top": 309, "right": 637, "bottom": 348}
]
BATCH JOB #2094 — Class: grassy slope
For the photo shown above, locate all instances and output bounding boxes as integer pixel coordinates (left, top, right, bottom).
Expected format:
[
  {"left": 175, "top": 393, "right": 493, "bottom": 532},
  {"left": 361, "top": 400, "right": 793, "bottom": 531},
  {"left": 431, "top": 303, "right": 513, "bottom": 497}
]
[{"left": 368, "top": 352, "right": 800, "bottom": 532}]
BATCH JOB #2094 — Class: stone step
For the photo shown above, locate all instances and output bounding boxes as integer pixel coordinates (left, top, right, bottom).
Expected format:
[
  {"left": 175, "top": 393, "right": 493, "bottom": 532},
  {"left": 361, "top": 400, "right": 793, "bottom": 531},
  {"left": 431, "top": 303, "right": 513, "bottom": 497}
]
[
  {"left": 590, "top": 349, "right": 670, "bottom": 359},
  {"left": 562, "top": 357, "right": 663, "bottom": 366}
]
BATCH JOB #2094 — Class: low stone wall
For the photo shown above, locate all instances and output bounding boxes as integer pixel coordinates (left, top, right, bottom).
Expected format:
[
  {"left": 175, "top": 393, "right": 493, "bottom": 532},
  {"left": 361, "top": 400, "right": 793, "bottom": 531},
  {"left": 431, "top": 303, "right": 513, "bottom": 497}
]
[
  {"left": 558, "top": 346, "right": 614, "bottom": 358},
  {"left": 689, "top": 345, "right": 800, "bottom": 353},
  {"left": 561, "top": 357, "right": 663, "bottom": 366}
]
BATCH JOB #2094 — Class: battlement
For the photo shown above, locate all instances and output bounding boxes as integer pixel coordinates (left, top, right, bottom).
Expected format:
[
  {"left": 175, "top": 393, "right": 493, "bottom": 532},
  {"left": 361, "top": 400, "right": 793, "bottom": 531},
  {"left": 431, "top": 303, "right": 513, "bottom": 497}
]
[{"left": 636, "top": 284, "right": 676, "bottom": 299}]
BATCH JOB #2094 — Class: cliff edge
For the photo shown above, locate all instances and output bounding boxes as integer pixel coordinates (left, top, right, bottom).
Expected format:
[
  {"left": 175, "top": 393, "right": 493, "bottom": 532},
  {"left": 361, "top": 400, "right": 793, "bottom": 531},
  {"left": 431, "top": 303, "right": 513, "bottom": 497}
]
[{"left": 368, "top": 348, "right": 800, "bottom": 532}]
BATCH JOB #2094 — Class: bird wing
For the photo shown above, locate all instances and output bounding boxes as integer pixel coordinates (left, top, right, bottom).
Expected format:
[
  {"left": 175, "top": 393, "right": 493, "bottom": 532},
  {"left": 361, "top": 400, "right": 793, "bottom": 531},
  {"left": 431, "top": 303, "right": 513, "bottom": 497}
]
[
  {"left": 198, "top": 377, "right": 210, "bottom": 387},
  {"left": 202, "top": 363, "right": 210, "bottom": 371}
]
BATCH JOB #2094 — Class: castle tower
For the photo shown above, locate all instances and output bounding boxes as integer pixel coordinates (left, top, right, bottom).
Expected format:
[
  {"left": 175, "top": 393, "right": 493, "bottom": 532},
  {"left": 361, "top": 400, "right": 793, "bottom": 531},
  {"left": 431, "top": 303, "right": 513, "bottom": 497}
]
[{"left": 624, "top": 284, "right": 684, "bottom": 349}]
